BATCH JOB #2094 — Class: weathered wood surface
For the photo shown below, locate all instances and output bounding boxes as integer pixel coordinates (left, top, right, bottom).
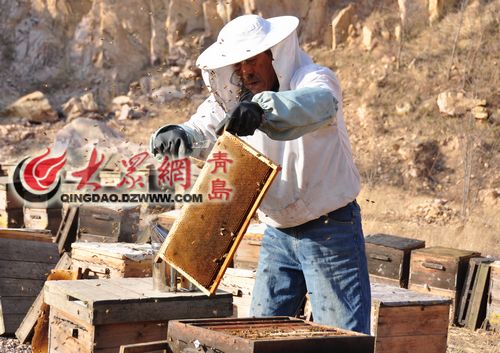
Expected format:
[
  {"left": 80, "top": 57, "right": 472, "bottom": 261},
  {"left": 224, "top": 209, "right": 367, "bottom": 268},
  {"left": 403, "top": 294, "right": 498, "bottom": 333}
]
[
  {"left": 0, "top": 177, "right": 24, "bottom": 209},
  {"left": 159, "top": 132, "right": 280, "bottom": 296},
  {"left": 233, "top": 225, "right": 264, "bottom": 270},
  {"left": 409, "top": 247, "right": 479, "bottom": 290},
  {"left": 365, "top": 234, "right": 425, "bottom": 289},
  {"left": 488, "top": 261, "right": 500, "bottom": 330},
  {"left": 119, "top": 340, "right": 171, "bottom": 353},
  {"left": 0, "top": 260, "right": 54, "bottom": 280},
  {"left": 78, "top": 205, "right": 140, "bottom": 243},
  {"left": 0, "top": 228, "right": 53, "bottom": 243},
  {"left": 44, "top": 277, "right": 233, "bottom": 325},
  {"left": 220, "top": 268, "right": 256, "bottom": 317},
  {"left": 15, "top": 252, "right": 72, "bottom": 344},
  {"left": 0, "top": 208, "right": 24, "bottom": 228},
  {"left": 49, "top": 308, "right": 169, "bottom": 353},
  {"left": 71, "top": 242, "right": 154, "bottom": 278},
  {"left": 24, "top": 207, "right": 62, "bottom": 234},
  {"left": 167, "top": 317, "right": 374, "bottom": 353},
  {"left": 365, "top": 234, "right": 425, "bottom": 250},
  {"left": 371, "top": 282, "right": 452, "bottom": 306},
  {"left": 54, "top": 206, "right": 79, "bottom": 255},
  {"left": 370, "top": 283, "right": 451, "bottom": 353}
]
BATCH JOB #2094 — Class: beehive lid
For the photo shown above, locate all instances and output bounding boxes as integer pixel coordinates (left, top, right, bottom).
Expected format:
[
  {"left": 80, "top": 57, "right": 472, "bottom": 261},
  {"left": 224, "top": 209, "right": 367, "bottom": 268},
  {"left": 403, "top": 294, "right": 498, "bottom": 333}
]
[{"left": 71, "top": 242, "right": 154, "bottom": 261}]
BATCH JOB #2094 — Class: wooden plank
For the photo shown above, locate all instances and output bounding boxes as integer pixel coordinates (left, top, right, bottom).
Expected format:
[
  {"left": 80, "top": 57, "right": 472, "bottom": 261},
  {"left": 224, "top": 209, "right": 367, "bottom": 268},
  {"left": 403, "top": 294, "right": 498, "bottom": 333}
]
[
  {"left": 0, "top": 228, "right": 53, "bottom": 242},
  {"left": 365, "top": 234, "right": 425, "bottom": 251},
  {"left": 0, "top": 278, "right": 45, "bottom": 297},
  {"left": 55, "top": 206, "right": 79, "bottom": 255},
  {"left": 91, "top": 294, "right": 232, "bottom": 325},
  {"left": 44, "top": 278, "right": 233, "bottom": 325},
  {"left": 376, "top": 304, "right": 449, "bottom": 337},
  {"left": 159, "top": 132, "right": 280, "bottom": 296},
  {"left": 15, "top": 252, "right": 72, "bottom": 343},
  {"left": 371, "top": 283, "right": 452, "bottom": 306},
  {"left": 0, "top": 260, "right": 54, "bottom": 280},
  {"left": 0, "top": 313, "right": 25, "bottom": 335},
  {"left": 465, "top": 262, "right": 491, "bottom": 330},
  {"left": 0, "top": 297, "right": 35, "bottom": 314},
  {"left": 94, "top": 321, "right": 168, "bottom": 349},
  {"left": 0, "top": 237, "right": 58, "bottom": 262},
  {"left": 119, "top": 340, "right": 170, "bottom": 353},
  {"left": 375, "top": 334, "right": 448, "bottom": 353}
]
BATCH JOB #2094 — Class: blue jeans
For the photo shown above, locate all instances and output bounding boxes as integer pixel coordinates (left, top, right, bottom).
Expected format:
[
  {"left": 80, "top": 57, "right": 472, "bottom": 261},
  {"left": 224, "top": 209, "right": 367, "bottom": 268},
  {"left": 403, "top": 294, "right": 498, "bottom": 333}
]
[{"left": 250, "top": 201, "right": 371, "bottom": 334}]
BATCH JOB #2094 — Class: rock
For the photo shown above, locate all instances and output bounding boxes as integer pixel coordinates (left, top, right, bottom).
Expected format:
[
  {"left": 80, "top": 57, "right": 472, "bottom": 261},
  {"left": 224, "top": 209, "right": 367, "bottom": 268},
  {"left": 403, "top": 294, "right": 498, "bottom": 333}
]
[
  {"left": 3, "top": 91, "right": 58, "bottom": 123},
  {"left": 62, "top": 93, "right": 101, "bottom": 121},
  {"left": 202, "top": 0, "right": 225, "bottom": 39},
  {"left": 437, "top": 91, "right": 487, "bottom": 117},
  {"left": 166, "top": 0, "right": 204, "bottom": 47},
  {"left": 478, "top": 188, "right": 499, "bottom": 207},
  {"left": 331, "top": 4, "right": 357, "bottom": 50},
  {"left": 414, "top": 198, "right": 457, "bottom": 224},
  {"left": 396, "top": 101, "right": 412, "bottom": 116},
  {"left": 471, "top": 105, "right": 489, "bottom": 120},
  {"left": 428, "top": 0, "right": 457, "bottom": 24},
  {"left": 151, "top": 86, "right": 183, "bottom": 104},
  {"left": 118, "top": 104, "right": 131, "bottom": 121},
  {"left": 80, "top": 93, "right": 98, "bottom": 112},
  {"left": 362, "top": 25, "right": 376, "bottom": 51},
  {"left": 112, "top": 95, "right": 131, "bottom": 111}
]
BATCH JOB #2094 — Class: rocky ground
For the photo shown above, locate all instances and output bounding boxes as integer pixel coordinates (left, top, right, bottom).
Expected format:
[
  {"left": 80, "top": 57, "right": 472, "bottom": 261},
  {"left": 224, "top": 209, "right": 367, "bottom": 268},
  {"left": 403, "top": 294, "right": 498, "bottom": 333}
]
[{"left": 0, "top": 0, "right": 499, "bottom": 351}]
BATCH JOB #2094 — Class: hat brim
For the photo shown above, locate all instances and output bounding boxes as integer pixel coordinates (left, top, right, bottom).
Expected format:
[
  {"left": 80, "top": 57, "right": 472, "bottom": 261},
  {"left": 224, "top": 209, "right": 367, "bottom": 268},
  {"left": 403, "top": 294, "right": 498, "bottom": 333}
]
[{"left": 196, "top": 16, "right": 299, "bottom": 70}]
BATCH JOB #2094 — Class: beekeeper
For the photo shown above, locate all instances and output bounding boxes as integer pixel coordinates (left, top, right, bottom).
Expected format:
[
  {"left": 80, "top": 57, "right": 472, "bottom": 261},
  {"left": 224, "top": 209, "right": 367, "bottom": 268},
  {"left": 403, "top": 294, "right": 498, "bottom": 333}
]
[{"left": 150, "top": 14, "right": 370, "bottom": 334}]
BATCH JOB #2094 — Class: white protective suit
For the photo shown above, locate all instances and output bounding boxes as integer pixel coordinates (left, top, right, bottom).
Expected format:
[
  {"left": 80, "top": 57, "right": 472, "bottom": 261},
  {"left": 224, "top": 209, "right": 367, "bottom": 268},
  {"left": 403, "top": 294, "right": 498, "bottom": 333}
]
[{"left": 157, "top": 30, "right": 361, "bottom": 228}]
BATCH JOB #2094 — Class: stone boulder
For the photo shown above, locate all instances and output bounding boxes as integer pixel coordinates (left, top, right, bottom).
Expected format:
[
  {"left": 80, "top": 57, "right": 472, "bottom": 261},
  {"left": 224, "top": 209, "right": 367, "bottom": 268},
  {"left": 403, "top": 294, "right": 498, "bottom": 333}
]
[
  {"left": 331, "top": 4, "right": 356, "bottom": 50},
  {"left": 2, "top": 91, "right": 58, "bottom": 123}
]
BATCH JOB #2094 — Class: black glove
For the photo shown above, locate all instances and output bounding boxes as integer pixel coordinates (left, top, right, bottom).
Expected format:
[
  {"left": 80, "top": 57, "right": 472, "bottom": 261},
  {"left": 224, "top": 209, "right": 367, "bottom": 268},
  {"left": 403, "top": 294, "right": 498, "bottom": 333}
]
[
  {"left": 216, "top": 101, "right": 264, "bottom": 136},
  {"left": 153, "top": 125, "right": 192, "bottom": 159}
]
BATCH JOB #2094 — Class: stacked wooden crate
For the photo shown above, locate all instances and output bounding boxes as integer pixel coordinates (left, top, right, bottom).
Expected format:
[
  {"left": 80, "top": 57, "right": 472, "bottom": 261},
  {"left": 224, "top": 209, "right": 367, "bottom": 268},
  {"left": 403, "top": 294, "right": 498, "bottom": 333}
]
[
  {"left": 44, "top": 277, "right": 233, "bottom": 353},
  {"left": 70, "top": 242, "right": 154, "bottom": 279},
  {"left": 365, "top": 234, "right": 425, "bottom": 288},
  {"left": 77, "top": 205, "right": 140, "bottom": 243},
  {"left": 409, "top": 246, "right": 480, "bottom": 322},
  {"left": 371, "top": 283, "right": 451, "bottom": 353},
  {"left": 220, "top": 268, "right": 256, "bottom": 317},
  {"left": 24, "top": 206, "right": 62, "bottom": 234},
  {"left": 0, "top": 176, "right": 24, "bottom": 228},
  {"left": 233, "top": 223, "right": 265, "bottom": 270},
  {"left": 0, "top": 229, "right": 58, "bottom": 334}
]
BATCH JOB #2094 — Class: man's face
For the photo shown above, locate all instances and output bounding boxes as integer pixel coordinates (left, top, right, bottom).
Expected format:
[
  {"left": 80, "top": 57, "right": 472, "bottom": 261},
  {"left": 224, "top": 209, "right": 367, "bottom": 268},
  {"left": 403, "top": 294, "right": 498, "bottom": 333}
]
[{"left": 233, "top": 51, "right": 278, "bottom": 94}]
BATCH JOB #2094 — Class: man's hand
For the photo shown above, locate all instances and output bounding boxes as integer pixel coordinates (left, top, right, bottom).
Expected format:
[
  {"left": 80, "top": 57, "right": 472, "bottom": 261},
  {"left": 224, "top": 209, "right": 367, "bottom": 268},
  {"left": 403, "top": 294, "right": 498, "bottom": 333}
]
[
  {"left": 216, "top": 101, "right": 264, "bottom": 136},
  {"left": 152, "top": 126, "right": 192, "bottom": 159}
]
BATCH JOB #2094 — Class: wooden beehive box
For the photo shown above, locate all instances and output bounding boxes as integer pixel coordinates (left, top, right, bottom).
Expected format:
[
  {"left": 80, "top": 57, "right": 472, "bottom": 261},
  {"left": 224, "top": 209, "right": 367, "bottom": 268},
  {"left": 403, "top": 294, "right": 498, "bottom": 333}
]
[
  {"left": 157, "top": 209, "right": 182, "bottom": 230},
  {"left": 220, "top": 267, "right": 256, "bottom": 317},
  {"left": 0, "top": 229, "right": 58, "bottom": 334},
  {"left": 24, "top": 207, "right": 62, "bottom": 234},
  {"left": 158, "top": 132, "right": 280, "bottom": 296},
  {"left": 365, "top": 234, "right": 425, "bottom": 288},
  {"left": 44, "top": 277, "right": 233, "bottom": 353},
  {"left": 0, "top": 208, "right": 24, "bottom": 228},
  {"left": 488, "top": 261, "right": 500, "bottom": 331},
  {"left": 409, "top": 246, "right": 480, "bottom": 322},
  {"left": 371, "top": 283, "right": 451, "bottom": 353},
  {"left": 0, "top": 176, "right": 24, "bottom": 210},
  {"left": 71, "top": 242, "right": 154, "bottom": 278},
  {"left": 168, "top": 317, "right": 374, "bottom": 353},
  {"left": 78, "top": 205, "right": 140, "bottom": 243},
  {"left": 233, "top": 223, "right": 265, "bottom": 270}
]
